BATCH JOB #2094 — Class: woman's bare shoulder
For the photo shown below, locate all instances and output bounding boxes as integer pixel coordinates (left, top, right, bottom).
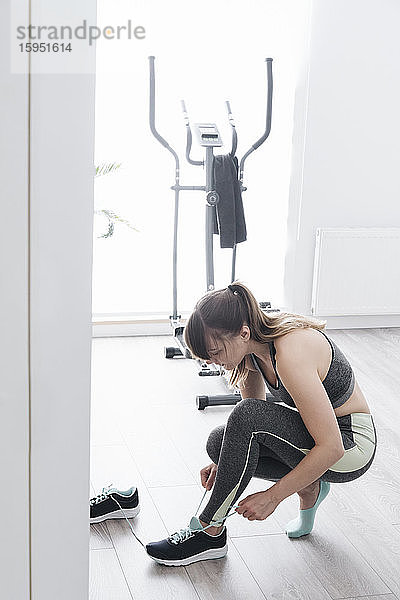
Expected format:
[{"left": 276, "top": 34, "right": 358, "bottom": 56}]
[{"left": 274, "top": 327, "right": 323, "bottom": 355}]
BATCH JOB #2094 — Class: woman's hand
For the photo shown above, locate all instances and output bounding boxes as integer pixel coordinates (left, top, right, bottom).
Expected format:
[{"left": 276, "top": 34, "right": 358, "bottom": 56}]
[
  {"left": 235, "top": 488, "right": 281, "bottom": 521},
  {"left": 200, "top": 463, "right": 218, "bottom": 491}
]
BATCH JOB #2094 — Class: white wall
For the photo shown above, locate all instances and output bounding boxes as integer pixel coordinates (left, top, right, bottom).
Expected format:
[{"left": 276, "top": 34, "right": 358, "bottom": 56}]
[
  {"left": 1, "top": 1, "right": 96, "bottom": 598},
  {"left": 284, "top": 0, "right": 400, "bottom": 327}
]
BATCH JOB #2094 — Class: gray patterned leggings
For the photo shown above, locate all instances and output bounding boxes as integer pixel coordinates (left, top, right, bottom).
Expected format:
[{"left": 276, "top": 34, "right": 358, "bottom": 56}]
[{"left": 199, "top": 398, "right": 377, "bottom": 525}]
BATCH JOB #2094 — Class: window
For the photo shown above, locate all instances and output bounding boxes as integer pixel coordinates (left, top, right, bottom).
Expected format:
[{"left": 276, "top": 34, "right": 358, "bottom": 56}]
[{"left": 93, "top": 0, "right": 309, "bottom": 319}]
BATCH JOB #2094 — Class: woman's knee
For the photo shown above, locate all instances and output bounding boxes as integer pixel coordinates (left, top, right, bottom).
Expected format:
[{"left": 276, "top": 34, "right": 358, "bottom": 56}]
[
  {"left": 227, "top": 397, "right": 266, "bottom": 430},
  {"left": 206, "top": 424, "right": 225, "bottom": 463}
]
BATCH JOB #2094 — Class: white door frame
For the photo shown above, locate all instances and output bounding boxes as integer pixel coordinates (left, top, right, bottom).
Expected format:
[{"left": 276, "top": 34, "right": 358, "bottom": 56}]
[{"left": 1, "top": 1, "right": 96, "bottom": 598}]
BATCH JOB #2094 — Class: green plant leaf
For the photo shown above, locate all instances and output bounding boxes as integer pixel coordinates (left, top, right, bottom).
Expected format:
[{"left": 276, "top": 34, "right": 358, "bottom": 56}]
[
  {"left": 95, "top": 162, "right": 122, "bottom": 178},
  {"left": 94, "top": 209, "right": 139, "bottom": 239}
]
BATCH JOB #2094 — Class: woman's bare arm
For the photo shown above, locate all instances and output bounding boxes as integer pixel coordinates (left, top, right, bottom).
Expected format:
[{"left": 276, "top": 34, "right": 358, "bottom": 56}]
[
  {"left": 268, "top": 331, "right": 345, "bottom": 501},
  {"left": 239, "top": 361, "right": 265, "bottom": 401}
]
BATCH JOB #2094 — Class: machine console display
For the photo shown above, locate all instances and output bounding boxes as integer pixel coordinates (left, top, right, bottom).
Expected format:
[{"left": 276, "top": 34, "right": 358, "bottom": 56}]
[{"left": 193, "top": 123, "right": 223, "bottom": 147}]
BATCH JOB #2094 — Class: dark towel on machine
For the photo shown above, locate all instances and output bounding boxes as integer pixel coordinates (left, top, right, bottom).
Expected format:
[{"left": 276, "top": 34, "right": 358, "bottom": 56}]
[{"left": 212, "top": 154, "right": 247, "bottom": 248}]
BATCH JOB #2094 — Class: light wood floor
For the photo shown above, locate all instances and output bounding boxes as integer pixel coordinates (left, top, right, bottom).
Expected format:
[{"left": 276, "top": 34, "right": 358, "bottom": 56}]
[{"left": 89, "top": 329, "right": 400, "bottom": 600}]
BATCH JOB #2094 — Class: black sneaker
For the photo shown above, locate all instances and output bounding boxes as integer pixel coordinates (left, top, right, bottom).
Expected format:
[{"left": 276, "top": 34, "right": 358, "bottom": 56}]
[
  {"left": 90, "top": 484, "right": 140, "bottom": 524},
  {"left": 146, "top": 516, "right": 228, "bottom": 567}
]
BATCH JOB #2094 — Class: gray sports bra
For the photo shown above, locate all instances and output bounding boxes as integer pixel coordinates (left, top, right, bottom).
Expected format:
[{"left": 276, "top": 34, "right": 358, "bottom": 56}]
[{"left": 250, "top": 329, "right": 355, "bottom": 410}]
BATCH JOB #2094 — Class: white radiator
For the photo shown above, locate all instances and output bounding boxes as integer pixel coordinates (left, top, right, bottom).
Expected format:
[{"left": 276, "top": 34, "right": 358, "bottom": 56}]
[{"left": 311, "top": 227, "right": 400, "bottom": 316}]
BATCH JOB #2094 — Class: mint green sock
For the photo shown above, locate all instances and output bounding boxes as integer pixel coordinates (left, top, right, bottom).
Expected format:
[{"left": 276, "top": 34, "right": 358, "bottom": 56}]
[{"left": 285, "top": 480, "right": 330, "bottom": 538}]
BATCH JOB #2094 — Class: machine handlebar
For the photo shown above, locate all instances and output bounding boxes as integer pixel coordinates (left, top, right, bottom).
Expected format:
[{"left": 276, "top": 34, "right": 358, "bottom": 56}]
[
  {"left": 225, "top": 101, "right": 238, "bottom": 157},
  {"left": 149, "top": 56, "right": 273, "bottom": 181},
  {"left": 148, "top": 56, "right": 179, "bottom": 171},
  {"left": 239, "top": 58, "right": 273, "bottom": 181},
  {"left": 181, "top": 100, "right": 203, "bottom": 166}
]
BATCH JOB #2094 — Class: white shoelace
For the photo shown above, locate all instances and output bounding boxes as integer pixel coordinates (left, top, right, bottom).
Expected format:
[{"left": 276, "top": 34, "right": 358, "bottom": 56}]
[
  {"left": 169, "top": 528, "right": 197, "bottom": 545},
  {"left": 168, "top": 489, "right": 240, "bottom": 545},
  {"left": 90, "top": 483, "right": 115, "bottom": 506}
]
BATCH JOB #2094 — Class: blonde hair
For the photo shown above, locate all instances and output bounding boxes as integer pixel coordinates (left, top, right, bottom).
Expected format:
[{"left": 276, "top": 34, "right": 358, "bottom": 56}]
[{"left": 184, "top": 281, "right": 326, "bottom": 388}]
